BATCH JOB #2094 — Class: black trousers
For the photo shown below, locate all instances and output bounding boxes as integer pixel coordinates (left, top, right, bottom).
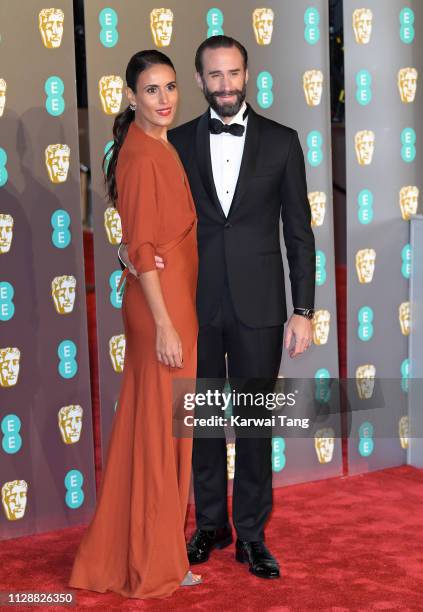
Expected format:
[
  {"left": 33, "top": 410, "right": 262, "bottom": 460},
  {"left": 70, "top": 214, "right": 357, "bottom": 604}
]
[{"left": 193, "top": 277, "right": 284, "bottom": 541}]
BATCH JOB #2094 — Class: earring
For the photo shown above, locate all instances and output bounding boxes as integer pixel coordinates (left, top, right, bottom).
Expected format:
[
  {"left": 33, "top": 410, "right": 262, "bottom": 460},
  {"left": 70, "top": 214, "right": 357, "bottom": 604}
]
[{"left": 129, "top": 103, "right": 136, "bottom": 111}]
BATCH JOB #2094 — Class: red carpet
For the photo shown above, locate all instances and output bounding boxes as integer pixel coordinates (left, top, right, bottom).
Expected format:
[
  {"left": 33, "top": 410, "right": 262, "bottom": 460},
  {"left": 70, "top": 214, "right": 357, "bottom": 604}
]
[{"left": 1, "top": 466, "right": 423, "bottom": 610}]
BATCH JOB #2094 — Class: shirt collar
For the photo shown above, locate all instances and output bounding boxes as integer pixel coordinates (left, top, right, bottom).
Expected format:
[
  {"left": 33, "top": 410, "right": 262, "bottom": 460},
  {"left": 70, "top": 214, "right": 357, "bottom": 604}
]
[{"left": 210, "top": 101, "right": 248, "bottom": 126}]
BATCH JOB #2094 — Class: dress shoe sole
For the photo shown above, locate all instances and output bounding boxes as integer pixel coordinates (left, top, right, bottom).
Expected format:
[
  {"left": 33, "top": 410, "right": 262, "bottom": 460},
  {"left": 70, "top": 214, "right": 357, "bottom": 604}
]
[
  {"left": 188, "top": 535, "right": 233, "bottom": 565},
  {"left": 235, "top": 550, "right": 280, "bottom": 579}
]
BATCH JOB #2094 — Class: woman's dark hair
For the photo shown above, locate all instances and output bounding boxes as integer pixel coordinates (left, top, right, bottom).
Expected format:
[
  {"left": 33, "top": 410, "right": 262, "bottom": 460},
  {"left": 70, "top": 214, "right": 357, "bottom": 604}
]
[
  {"left": 103, "top": 49, "right": 175, "bottom": 205},
  {"left": 195, "top": 35, "right": 248, "bottom": 76}
]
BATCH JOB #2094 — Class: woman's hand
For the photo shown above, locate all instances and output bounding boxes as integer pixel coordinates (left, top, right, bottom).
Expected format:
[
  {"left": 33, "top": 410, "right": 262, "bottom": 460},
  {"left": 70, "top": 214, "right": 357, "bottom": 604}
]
[{"left": 156, "top": 322, "right": 183, "bottom": 368}]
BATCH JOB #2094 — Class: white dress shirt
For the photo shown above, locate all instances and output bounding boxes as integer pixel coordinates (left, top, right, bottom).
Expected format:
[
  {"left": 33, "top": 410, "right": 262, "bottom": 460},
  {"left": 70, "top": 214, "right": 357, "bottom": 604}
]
[{"left": 210, "top": 102, "right": 248, "bottom": 217}]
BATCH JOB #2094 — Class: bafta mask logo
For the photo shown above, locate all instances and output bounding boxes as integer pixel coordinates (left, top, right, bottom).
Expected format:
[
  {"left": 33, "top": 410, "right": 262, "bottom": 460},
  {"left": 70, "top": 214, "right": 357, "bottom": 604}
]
[
  {"left": 0, "top": 347, "right": 20, "bottom": 387},
  {"left": 398, "top": 67, "right": 418, "bottom": 103},
  {"left": 2, "top": 480, "right": 28, "bottom": 520},
  {"left": 104, "top": 206, "right": 122, "bottom": 245},
  {"left": 352, "top": 8, "right": 373, "bottom": 45},
  {"left": 252, "top": 8, "right": 274, "bottom": 46},
  {"left": 355, "top": 248, "right": 376, "bottom": 284},
  {"left": 109, "top": 334, "right": 125, "bottom": 373},
  {"left": 312, "top": 309, "right": 330, "bottom": 345},
  {"left": 308, "top": 191, "right": 326, "bottom": 227},
  {"left": 0, "top": 78, "right": 6, "bottom": 117},
  {"left": 0, "top": 213, "right": 14, "bottom": 254},
  {"left": 399, "top": 301, "right": 410, "bottom": 336},
  {"left": 58, "top": 405, "right": 83, "bottom": 444},
  {"left": 314, "top": 428, "right": 335, "bottom": 464},
  {"left": 303, "top": 70, "right": 324, "bottom": 107},
  {"left": 45, "top": 144, "right": 70, "bottom": 183},
  {"left": 227, "top": 442, "right": 235, "bottom": 480},
  {"left": 399, "top": 186, "right": 419, "bottom": 220},
  {"left": 51, "top": 275, "right": 76, "bottom": 314},
  {"left": 99, "top": 75, "right": 123, "bottom": 115},
  {"left": 355, "top": 364, "right": 376, "bottom": 400},
  {"left": 39, "top": 8, "right": 64, "bottom": 49},
  {"left": 150, "top": 8, "right": 174, "bottom": 48},
  {"left": 355, "top": 130, "right": 375, "bottom": 165},
  {"left": 398, "top": 415, "right": 409, "bottom": 450}
]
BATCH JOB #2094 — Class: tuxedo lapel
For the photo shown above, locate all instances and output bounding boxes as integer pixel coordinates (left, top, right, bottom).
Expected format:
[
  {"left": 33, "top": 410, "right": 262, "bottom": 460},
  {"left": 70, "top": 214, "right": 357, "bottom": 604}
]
[
  {"left": 195, "top": 110, "right": 226, "bottom": 219},
  {"left": 227, "top": 107, "right": 260, "bottom": 219}
]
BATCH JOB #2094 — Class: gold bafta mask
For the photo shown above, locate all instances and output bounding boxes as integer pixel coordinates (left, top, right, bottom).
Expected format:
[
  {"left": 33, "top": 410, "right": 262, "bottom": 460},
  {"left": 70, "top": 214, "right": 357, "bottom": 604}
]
[
  {"left": 312, "top": 309, "right": 330, "bottom": 345},
  {"left": 0, "top": 347, "right": 20, "bottom": 387},
  {"left": 227, "top": 442, "right": 236, "bottom": 480},
  {"left": 399, "top": 301, "right": 410, "bottom": 336},
  {"left": 354, "top": 130, "right": 375, "bottom": 165},
  {"left": 2, "top": 480, "right": 28, "bottom": 520},
  {"left": 104, "top": 206, "right": 122, "bottom": 245},
  {"left": 58, "top": 405, "right": 83, "bottom": 444},
  {"left": 303, "top": 70, "right": 324, "bottom": 107},
  {"left": 314, "top": 428, "right": 335, "bottom": 464},
  {"left": 252, "top": 8, "right": 274, "bottom": 46},
  {"left": 99, "top": 75, "right": 123, "bottom": 115},
  {"left": 45, "top": 144, "right": 70, "bottom": 183},
  {"left": 355, "top": 364, "right": 376, "bottom": 400},
  {"left": 399, "top": 186, "right": 419, "bottom": 220},
  {"left": 150, "top": 8, "right": 174, "bottom": 48},
  {"left": 352, "top": 8, "right": 373, "bottom": 44},
  {"left": 308, "top": 191, "right": 326, "bottom": 227},
  {"left": 51, "top": 275, "right": 76, "bottom": 314},
  {"left": 0, "top": 213, "right": 14, "bottom": 254},
  {"left": 0, "top": 78, "right": 6, "bottom": 117},
  {"left": 398, "top": 415, "right": 409, "bottom": 450},
  {"left": 109, "top": 334, "right": 125, "bottom": 373},
  {"left": 398, "top": 67, "right": 418, "bottom": 103},
  {"left": 355, "top": 248, "right": 376, "bottom": 284},
  {"left": 38, "top": 8, "right": 64, "bottom": 49}
]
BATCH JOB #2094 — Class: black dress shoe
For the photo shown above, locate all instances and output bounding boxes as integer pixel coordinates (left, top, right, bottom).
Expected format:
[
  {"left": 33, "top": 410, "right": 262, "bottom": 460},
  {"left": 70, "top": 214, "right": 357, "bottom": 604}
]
[
  {"left": 235, "top": 540, "right": 280, "bottom": 579},
  {"left": 187, "top": 526, "right": 233, "bottom": 564}
]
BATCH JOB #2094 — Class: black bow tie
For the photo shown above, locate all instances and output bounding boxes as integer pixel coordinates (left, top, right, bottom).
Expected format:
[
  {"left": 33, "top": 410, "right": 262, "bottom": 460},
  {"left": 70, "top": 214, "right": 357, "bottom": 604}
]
[{"left": 209, "top": 118, "right": 245, "bottom": 137}]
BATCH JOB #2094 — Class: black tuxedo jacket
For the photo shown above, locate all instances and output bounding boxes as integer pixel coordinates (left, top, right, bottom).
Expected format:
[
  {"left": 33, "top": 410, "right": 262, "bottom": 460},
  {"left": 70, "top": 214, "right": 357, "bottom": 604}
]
[{"left": 168, "top": 106, "right": 315, "bottom": 328}]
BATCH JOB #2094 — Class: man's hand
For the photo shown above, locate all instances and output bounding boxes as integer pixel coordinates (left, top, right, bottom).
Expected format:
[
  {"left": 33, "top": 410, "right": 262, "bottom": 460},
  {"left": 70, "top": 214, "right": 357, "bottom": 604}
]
[
  {"left": 284, "top": 314, "right": 313, "bottom": 359},
  {"left": 118, "top": 242, "right": 164, "bottom": 276}
]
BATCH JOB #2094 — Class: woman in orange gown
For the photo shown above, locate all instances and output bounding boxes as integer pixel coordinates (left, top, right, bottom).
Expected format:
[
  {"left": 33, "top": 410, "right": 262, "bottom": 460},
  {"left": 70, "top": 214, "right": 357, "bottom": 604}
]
[{"left": 68, "top": 50, "right": 201, "bottom": 599}]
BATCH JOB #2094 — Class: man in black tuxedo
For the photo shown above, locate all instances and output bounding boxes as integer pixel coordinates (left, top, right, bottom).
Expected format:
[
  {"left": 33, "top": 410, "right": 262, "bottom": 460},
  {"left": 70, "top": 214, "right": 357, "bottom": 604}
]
[{"left": 120, "top": 35, "right": 315, "bottom": 579}]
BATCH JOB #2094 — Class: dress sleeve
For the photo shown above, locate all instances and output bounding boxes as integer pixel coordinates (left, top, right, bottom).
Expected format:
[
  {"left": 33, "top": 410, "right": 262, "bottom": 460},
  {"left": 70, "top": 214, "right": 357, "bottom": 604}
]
[{"left": 117, "top": 156, "right": 158, "bottom": 274}]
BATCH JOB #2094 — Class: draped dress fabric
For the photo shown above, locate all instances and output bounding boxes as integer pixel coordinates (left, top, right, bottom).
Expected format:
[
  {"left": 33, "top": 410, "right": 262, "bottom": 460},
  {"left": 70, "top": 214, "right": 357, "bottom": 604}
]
[{"left": 68, "top": 121, "right": 199, "bottom": 599}]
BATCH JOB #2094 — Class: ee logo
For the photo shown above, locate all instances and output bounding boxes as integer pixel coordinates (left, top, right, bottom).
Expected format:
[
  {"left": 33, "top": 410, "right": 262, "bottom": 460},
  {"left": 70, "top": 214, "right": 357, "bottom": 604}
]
[
  {"left": 0, "top": 147, "right": 8, "bottom": 187},
  {"left": 65, "top": 469, "right": 84, "bottom": 508},
  {"left": 315, "top": 368, "right": 331, "bottom": 403},
  {"left": 358, "top": 306, "right": 374, "bottom": 341},
  {"left": 358, "top": 421, "right": 374, "bottom": 457},
  {"left": 1, "top": 414, "right": 22, "bottom": 454},
  {"left": 316, "top": 249, "right": 327, "bottom": 286},
  {"left": 401, "top": 243, "right": 412, "bottom": 279},
  {"left": 51, "top": 209, "right": 71, "bottom": 248},
  {"left": 256, "top": 71, "right": 273, "bottom": 109},
  {"left": 99, "top": 8, "right": 118, "bottom": 48},
  {"left": 207, "top": 8, "right": 224, "bottom": 37},
  {"left": 358, "top": 189, "right": 374, "bottom": 224},
  {"left": 401, "top": 358, "right": 410, "bottom": 393},
  {"left": 109, "top": 270, "right": 123, "bottom": 308},
  {"left": 45, "top": 76, "right": 65, "bottom": 116},
  {"left": 304, "top": 7, "right": 320, "bottom": 45},
  {"left": 0, "top": 281, "right": 14, "bottom": 321},
  {"left": 104, "top": 140, "right": 114, "bottom": 172},
  {"left": 307, "top": 130, "right": 323, "bottom": 166},
  {"left": 272, "top": 437, "right": 286, "bottom": 472},
  {"left": 355, "top": 70, "right": 372, "bottom": 106},
  {"left": 58, "top": 339, "right": 78, "bottom": 379},
  {"left": 400, "top": 7, "right": 415, "bottom": 44},
  {"left": 401, "top": 127, "right": 416, "bottom": 162}
]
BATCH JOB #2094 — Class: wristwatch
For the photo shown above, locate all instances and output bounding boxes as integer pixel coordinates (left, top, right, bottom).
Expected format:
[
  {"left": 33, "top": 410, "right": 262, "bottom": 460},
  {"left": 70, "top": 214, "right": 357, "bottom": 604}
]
[{"left": 294, "top": 307, "right": 315, "bottom": 320}]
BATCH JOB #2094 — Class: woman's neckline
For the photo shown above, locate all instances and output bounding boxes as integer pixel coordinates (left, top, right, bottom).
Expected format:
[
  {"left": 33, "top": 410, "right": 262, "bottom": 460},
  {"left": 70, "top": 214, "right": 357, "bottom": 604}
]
[{"left": 131, "top": 120, "right": 169, "bottom": 146}]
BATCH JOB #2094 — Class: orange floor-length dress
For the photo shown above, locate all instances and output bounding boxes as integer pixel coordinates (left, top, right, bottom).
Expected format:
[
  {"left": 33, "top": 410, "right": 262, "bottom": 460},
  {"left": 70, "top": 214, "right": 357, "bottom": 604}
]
[{"left": 68, "top": 121, "right": 198, "bottom": 599}]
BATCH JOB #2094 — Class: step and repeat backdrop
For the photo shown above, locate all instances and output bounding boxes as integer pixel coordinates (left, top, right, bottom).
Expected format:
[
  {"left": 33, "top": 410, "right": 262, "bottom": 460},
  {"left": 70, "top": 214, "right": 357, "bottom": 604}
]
[
  {"left": 0, "top": 1, "right": 96, "bottom": 540},
  {"left": 344, "top": 0, "right": 422, "bottom": 473},
  {"left": 83, "top": 0, "right": 341, "bottom": 489}
]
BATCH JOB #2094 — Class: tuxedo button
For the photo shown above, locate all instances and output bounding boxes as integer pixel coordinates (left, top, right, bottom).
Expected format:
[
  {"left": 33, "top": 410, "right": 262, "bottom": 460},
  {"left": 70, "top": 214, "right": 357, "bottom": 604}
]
[{"left": 224, "top": 222, "right": 232, "bottom": 229}]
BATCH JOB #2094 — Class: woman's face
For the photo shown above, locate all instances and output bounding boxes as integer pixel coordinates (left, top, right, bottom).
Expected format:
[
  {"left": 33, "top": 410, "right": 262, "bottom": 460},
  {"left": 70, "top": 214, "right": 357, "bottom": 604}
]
[{"left": 128, "top": 64, "right": 178, "bottom": 129}]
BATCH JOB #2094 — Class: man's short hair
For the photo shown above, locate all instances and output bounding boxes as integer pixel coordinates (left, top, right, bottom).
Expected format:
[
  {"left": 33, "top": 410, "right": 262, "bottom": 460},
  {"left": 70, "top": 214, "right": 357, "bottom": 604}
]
[{"left": 195, "top": 35, "right": 248, "bottom": 76}]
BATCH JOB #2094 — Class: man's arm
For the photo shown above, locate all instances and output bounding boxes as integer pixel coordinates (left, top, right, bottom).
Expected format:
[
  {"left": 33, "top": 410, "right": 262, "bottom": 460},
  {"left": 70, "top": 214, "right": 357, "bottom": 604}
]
[{"left": 118, "top": 243, "right": 164, "bottom": 275}]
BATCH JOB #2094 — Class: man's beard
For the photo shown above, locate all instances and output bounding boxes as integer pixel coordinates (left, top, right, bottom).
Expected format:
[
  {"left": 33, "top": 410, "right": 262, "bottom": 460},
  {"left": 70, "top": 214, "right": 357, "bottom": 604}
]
[{"left": 203, "top": 81, "right": 247, "bottom": 118}]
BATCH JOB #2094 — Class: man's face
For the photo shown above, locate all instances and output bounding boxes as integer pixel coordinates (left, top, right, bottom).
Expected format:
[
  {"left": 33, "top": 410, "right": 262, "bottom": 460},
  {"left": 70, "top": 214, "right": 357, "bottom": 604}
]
[{"left": 196, "top": 46, "right": 248, "bottom": 118}]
